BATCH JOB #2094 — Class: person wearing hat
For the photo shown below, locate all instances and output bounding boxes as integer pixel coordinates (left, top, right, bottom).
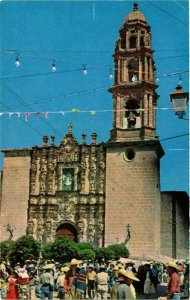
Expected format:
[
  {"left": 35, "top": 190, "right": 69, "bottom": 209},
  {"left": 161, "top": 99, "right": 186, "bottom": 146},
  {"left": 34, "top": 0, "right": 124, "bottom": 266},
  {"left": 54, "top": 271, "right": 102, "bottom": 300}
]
[
  {"left": 16, "top": 268, "right": 30, "bottom": 299},
  {"left": 116, "top": 269, "right": 140, "bottom": 300},
  {"left": 166, "top": 262, "right": 180, "bottom": 300},
  {"left": 87, "top": 265, "right": 96, "bottom": 299},
  {"left": 108, "top": 266, "right": 119, "bottom": 292},
  {"left": 110, "top": 267, "right": 129, "bottom": 300},
  {"left": 39, "top": 264, "right": 54, "bottom": 300},
  {"left": 24, "top": 259, "right": 31, "bottom": 271},
  {"left": 75, "top": 264, "right": 88, "bottom": 299},
  {"left": 14, "top": 262, "right": 21, "bottom": 271},
  {"left": 56, "top": 267, "right": 69, "bottom": 300},
  {"left": 95, "top": 265, "right": 109, "bottom": 300},
  {"left": 64, "top": 258, "right": 80, "bottom": 299}
]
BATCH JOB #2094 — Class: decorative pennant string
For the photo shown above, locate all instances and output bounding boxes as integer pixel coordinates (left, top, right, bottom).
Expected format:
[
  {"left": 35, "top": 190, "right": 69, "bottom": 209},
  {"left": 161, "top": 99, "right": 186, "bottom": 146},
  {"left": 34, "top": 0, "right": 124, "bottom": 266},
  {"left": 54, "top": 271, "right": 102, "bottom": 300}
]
[
  {"left": 45, "top": 112, "right": 49, "bottom": 119},
  {"left": 25, "top": 112, "right": 31, "bottom": 121},
  {"left": 9, "top": 112, "right": 14, "bottom": 119},
  {"left": 36, "top": 112, "right": 41, "bottom": 118},
  {"left": 0, "top": 106, "right": 188, "bottom": 121}
]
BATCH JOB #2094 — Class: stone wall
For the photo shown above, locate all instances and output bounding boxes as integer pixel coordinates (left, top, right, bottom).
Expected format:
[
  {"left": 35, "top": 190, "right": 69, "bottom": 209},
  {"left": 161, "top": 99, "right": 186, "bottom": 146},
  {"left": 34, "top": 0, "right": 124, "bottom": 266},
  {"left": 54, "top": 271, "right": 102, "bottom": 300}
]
[
  {"left": 0, "top": 171, "right": 3, "bottom": 211},
  {"left": 105, "top": 144, "right": 161, "bottom": 258},
  {"left": 161, "top": 192, "right": 189, "bottom": 259},
  {"left": 176, "top": 194, "right": 189, "bottom": 258},
  {"left": 160, "top": 193, "right": 173, "bottom": 257},
  {"left": 0, "top": 152, "right": 31, "bottom": 241}
]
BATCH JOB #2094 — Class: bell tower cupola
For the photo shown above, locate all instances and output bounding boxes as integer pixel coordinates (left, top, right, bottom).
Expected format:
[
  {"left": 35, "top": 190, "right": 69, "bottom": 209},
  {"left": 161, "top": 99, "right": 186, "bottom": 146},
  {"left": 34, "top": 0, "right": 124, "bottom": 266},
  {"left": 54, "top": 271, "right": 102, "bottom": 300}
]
[{"left": 109, "top": 2, "right": 159, "bottom": 141}]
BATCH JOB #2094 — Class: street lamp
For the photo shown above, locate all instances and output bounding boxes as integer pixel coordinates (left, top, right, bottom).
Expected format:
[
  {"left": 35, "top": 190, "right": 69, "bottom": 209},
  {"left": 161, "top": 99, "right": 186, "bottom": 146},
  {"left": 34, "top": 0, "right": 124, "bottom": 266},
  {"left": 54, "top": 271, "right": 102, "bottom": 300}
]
[
  {"left": 170, "top": 79, "right": 189, "bottom": 119},
  {"left": 124, "top": 224, "right": 131, "bottom": 245},
  {"left": 6, "top": 223, "right": 14, "bottom": 240}
]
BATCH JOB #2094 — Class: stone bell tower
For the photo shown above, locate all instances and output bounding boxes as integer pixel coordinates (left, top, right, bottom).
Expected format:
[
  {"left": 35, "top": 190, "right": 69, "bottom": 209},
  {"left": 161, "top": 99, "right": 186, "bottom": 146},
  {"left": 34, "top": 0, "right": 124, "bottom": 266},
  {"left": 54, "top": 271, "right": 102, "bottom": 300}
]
[
  {"left": 109, "top": 2, "right": 158, "bottom": 142},
  {"left": 105, "top": 3, "right": 164, "bottom": 258}
]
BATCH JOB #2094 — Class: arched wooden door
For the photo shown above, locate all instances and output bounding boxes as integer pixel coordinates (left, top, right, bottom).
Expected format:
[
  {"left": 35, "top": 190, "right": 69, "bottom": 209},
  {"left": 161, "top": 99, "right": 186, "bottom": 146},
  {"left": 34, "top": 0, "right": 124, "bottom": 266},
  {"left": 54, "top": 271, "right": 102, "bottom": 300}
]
[{"left": 56, "top": 223, "right": 78, "bottom": 242}]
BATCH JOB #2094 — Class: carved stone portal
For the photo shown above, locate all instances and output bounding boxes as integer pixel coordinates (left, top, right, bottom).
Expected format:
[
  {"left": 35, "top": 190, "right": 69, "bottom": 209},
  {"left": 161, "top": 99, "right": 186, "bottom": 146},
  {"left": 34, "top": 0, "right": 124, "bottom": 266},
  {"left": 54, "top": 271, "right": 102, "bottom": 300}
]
[{"left": 28, "top": 128, "right": 105, "bottom": 247}]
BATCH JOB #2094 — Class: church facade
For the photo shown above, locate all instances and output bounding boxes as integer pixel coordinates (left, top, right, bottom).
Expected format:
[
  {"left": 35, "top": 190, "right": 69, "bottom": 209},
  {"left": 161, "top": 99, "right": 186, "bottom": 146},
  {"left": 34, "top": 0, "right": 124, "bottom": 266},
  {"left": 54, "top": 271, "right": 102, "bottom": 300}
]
[{"left": 0, "top": 3, "right": 188, "bottom": 259}]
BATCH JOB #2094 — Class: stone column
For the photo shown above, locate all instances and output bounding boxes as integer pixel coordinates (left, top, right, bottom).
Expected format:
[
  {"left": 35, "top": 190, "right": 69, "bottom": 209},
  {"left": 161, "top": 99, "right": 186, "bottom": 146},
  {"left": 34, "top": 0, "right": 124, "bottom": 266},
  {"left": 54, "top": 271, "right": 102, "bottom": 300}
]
[
  {"left": 117, "top": 60, "right": 121, "bottom": 82},
  {"left": 144, "top": 94, "right": 148, "bottom": 126},
  {"left": 116, "top": 95, "right": 121, "bottom": 128},
  {"left": 149, "top": 58, "right": 154, "bottom": 82},
  {"left": 149, "top": 95, "right": 153, "bottom": 127},
  {"left": 126, "top": 32, "right": 130, "bottom": 49},
  {"left": 139, "top": 59, "right": 142, "bottom": 81},
  {"left": 40, "top": 151, "right": 47, "bottom": 195},
  {"left": 137, "top": 30, "right": 140, "bottom": 50},
  {"left": 120, "top": 59, "right": 123, "bottom": 82},
  {"left": 144, "top": 57, "right": 148, "bottom": 81},
  {"left": 123, "top": 60, "right": 127, "bottom": 82}
]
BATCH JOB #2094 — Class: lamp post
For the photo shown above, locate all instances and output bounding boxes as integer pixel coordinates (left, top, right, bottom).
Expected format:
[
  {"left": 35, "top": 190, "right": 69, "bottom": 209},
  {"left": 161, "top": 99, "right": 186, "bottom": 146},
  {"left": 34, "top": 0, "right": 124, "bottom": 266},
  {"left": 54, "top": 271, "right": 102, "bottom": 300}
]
[
  {"left": 124, "top": 224, "right": 131, "bottom": 245},
  {"left": 6, "top": 223, "right": 14, "bottom": 240},
  {"left": 170, "top": 79, "right": 189, "bottom": 119}
]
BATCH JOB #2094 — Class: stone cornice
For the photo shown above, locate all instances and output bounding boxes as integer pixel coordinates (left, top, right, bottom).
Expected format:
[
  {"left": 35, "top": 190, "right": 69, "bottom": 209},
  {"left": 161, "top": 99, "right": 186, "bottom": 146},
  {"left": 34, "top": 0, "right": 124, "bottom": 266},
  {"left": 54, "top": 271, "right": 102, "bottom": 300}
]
[
  {"left": 1, "top": 148, "right": 32, "bottom": 157},
  {"left": 105, "top": 139, "right": 165, "bottom": 158}
]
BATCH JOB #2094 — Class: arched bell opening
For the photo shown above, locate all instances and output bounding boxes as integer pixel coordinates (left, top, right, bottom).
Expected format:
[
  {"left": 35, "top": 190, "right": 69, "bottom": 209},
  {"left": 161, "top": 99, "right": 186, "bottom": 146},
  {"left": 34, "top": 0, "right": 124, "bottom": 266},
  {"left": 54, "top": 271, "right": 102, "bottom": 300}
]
[
  {"left": 56, "top": 223, "right": 78, "bottom": 242},
  {"left": 123, "top": 99, "right": 141, "bottom": 129},
  {"left": 128, "top": 59, "right": 138, "bottom": 83},
  {"left": 129, "top": 36, "right": 137, "bottom": 49},
  {"left": 140, "top": 36, "right": 144, "bottom": 47}
]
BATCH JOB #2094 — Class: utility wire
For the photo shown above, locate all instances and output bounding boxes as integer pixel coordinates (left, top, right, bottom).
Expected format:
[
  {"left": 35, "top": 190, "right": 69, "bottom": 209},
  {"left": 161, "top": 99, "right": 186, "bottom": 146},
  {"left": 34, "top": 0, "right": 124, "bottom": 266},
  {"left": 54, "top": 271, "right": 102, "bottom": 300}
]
[
  {"left": 160, "top": 133, "right": 189, "bottom": 142},
  {"left": 156, "top": 55, "right": 188, "bottom": 61},
  {"left": 172, "top": 0, "right": 187, "bottom": 12},
  {"left": 0, "top": 96, "right": 42, "bottom": 138},
  {"left": 0, "top": 49, "right": 188, "bottom": 53},
  {"left": 0, "top": 86, "right": 109, "bottom": 111},
  {"left": 147, "top": 2, "right": 188, "bottom": 27},
  {"left": 0, "top": 68, "right": 189, "bottom": 111},
  {"left": 0, "top": 63, "right": 188, "bottom": 82},
  {"left": 0, "top": 49, "right": 188, "bottom": 80},
  {"left": 1, "top": 82, "right": 63, "bottom": 139}
]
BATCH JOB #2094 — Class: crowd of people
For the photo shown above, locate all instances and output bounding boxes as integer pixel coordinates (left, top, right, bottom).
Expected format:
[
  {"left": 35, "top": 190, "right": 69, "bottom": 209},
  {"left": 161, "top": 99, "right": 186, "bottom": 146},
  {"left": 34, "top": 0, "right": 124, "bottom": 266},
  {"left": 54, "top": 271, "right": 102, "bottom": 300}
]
[{"left": 0, "top": 257, "right": 189, "bottom": 300}]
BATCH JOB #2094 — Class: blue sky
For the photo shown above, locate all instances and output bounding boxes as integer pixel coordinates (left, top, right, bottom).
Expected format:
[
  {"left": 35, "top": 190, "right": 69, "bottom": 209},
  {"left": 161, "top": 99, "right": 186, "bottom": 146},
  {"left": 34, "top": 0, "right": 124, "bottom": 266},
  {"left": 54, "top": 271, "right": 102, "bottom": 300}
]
[{"left": 0, "top": 0, "right": 189, "bottom": 192}]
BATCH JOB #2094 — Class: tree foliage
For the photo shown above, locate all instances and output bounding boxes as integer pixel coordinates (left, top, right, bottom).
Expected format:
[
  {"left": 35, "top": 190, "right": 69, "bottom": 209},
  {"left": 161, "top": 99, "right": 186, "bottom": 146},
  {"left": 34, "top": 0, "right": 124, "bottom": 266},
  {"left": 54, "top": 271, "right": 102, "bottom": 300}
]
[
  {"left": 77, "top": 249, "right": 95, "bottom": 261},
  {"left": 0, "top": 240, "right": 15, "bottom": 262},
  {"left": 0, "top": 234, "right": 129, "bottom": 266},
  {"left": 41, "top": 237, "right": 79, "bottom": 263},
  {"left": 77, "top": 242, "right": 94, "bottom": 251},
  {"left": 9, "top": 236, "right": 40, "bottom": 267},
  {"left": 95, "top": 247, "right": 115, "bottom": 262},
  {"left": 107, "top": 243, "right": 129, "bottom": 260},
  {"left": 41, "top": 242, "right": 53, "bottom": 260}
]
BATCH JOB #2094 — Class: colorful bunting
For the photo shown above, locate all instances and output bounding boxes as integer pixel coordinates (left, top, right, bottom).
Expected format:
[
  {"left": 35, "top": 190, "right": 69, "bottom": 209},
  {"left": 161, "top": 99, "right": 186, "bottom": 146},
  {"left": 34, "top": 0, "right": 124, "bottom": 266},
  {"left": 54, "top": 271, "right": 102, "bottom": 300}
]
[
  {"left": 0, "top": 106, "right": 186, "bottom": 122},
  {"left": 25, "top": 112, "right": 31, "bottom": 121},
  {"left": 36, "top": 112, "right": 41, "bottom": 118},
  {"left": 45, "top": 112, "right": 49, "bottom": 119},
  {"left": 70, "top": 108, "right": 80, "bottom": 113},
  {"left": 8, "top": 112, "right": 14, "bottom": 119}
]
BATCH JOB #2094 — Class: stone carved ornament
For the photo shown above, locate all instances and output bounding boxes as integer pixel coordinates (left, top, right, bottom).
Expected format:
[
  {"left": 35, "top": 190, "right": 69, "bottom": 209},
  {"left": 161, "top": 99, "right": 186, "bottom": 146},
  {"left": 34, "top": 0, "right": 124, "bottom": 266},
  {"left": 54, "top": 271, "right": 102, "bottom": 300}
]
[
  {"left": 40, "top": 155, "right": 47, "bottom": 194},
  {"left": 59, "top": 135, "right": 79, "bottom": 163},
  {"left": 47, "top": 157, "right": 56, "bottom": 194}
]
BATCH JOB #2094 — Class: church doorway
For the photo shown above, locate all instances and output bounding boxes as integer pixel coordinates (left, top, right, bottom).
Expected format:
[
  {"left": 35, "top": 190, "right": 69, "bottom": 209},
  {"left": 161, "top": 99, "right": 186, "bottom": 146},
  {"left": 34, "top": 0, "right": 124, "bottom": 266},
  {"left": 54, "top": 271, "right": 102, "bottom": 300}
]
[{"left": 56, "top": 223, "right": 78, "bottom": 242}]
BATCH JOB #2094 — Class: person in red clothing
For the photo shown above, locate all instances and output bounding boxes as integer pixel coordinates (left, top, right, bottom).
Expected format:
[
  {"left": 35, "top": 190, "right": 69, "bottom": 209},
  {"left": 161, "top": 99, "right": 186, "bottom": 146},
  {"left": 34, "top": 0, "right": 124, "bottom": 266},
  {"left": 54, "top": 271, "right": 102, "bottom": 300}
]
[
  {"left": 167, "top": 262, "right": 180, "bottom": 300},
  {"left": 16, "top": 268, "right": 30, "bottom": 299},
  {"left": 6, "top": 271, "right": 19, "bottom": 300},
  {"left": 64, "top": 258, "right": 81, "bottom": 299}
]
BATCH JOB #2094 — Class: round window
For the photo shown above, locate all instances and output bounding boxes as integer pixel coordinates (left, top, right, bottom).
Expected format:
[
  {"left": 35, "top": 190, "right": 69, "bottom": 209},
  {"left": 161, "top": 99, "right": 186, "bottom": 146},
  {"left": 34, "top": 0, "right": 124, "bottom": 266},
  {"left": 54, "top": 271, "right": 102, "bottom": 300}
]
[{"left": 124, "top": 148, "right": 135, "bottom": 161}]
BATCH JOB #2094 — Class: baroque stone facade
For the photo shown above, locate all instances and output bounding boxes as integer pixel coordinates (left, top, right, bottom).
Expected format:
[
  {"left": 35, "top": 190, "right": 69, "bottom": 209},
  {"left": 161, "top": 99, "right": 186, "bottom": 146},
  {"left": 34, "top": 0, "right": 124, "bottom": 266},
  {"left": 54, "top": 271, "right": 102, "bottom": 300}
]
[{"left": 26, "top": 125, "right": 105, "bottom": 247}]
